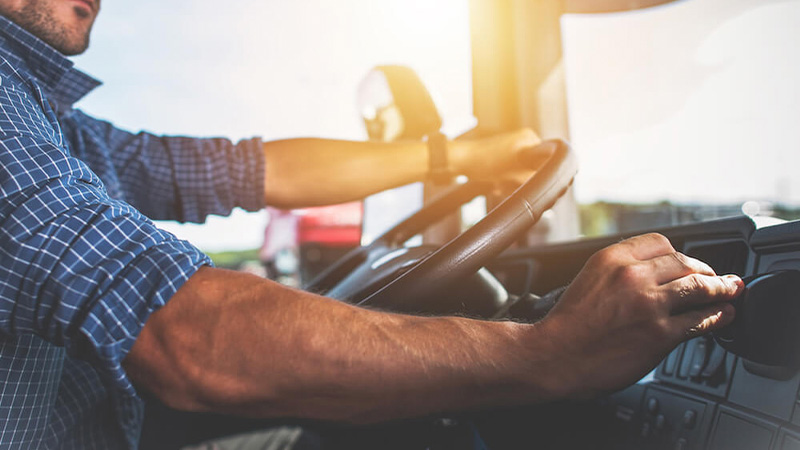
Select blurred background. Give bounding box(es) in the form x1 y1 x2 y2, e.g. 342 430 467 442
72 0 800 281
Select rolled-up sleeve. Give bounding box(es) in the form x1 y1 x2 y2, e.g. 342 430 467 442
0 133 210 396
63 110 266 223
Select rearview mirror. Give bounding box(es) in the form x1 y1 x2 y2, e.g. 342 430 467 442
356 65 442 142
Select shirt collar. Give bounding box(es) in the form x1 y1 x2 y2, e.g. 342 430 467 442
0 15 101 112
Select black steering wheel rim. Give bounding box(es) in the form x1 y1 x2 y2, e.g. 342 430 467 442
359 139 576 311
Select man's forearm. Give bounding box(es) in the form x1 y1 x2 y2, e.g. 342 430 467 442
262 138 428 208
124 234 743 423
260 130 543 209
124 266 564 423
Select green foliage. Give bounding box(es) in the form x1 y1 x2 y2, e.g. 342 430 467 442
205 248 261 269
580 201 800 238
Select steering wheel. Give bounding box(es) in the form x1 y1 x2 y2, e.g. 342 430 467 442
304 139 577 315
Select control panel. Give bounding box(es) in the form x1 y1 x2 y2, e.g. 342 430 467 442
640 385 714 450
658 335 736 398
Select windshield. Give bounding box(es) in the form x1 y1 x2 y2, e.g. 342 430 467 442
562 0 800 233
72 0 799 260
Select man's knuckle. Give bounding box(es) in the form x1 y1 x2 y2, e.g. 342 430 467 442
698 260 716 276
646 232 673 250
683 253 715 276
589 247 618 267
618 264 644 285
684 274 706 294
671 252 690 269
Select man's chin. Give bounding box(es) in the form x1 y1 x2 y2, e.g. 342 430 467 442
58 38 90 56
48 22 92 55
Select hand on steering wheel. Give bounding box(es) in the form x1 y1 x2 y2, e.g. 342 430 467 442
306 139 577 316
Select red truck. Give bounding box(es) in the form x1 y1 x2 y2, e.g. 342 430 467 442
260 202 363 284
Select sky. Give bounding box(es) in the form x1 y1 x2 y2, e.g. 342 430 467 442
71 0 800 251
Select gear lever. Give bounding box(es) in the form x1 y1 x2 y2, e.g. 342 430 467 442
714 270 800 368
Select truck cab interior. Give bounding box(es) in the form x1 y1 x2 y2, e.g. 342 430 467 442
137 1 800 448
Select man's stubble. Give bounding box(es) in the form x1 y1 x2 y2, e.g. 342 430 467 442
3 0 92 55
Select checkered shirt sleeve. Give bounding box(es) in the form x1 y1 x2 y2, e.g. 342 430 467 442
0 129 210 395
62 110 266 223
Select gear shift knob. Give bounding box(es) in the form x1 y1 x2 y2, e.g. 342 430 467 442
714 270 800 368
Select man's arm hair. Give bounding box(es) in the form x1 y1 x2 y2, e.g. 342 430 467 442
122 266 563 423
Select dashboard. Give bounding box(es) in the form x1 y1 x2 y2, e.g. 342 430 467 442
485 216 800 450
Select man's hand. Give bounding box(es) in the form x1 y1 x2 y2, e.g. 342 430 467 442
451 128 546 187
538 233 743 398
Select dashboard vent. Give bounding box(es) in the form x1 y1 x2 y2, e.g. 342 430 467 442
683 240 749 277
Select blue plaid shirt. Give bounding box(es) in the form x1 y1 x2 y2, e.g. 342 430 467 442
0 17 266 449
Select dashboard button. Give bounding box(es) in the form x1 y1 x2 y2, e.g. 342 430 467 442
655 414 667 430
701 343 726 378
683 410 697 429
689 337 710 377
679 339 697 378
641 422 652 438
664 344 682 375
647 397 659 414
